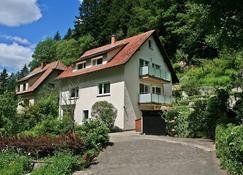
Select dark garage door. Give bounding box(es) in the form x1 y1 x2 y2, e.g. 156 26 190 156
142 111 166 135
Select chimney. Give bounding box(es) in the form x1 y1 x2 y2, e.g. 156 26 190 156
111 34 117 44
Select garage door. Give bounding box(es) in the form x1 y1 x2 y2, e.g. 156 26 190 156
142 111 166 135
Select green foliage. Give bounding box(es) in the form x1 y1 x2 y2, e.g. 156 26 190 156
0 151 31 175
180 52 243 89
187 100 209 138
53 31 62 41
30 38 57 69
164 106 190 137
75 119 109 152
234 92 243 124
216 124 243 175
31 152 85 175
24 116 73 136
16 92 58 133
0 92 17 135
56 35 97 65
91 101 117 129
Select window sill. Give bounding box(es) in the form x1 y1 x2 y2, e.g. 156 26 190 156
69 97 79 100
97 94 111 97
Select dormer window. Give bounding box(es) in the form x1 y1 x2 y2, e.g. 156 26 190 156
92 57 103 66
76 61 86 70
23 83 26 91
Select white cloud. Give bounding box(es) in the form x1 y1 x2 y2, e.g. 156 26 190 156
1 35 31 45
0 42 33 71
0 0 42 27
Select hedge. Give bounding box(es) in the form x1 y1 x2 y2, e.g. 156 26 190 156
215 124 243 175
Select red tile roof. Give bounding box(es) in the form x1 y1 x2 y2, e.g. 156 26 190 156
16 61 66 95
57 30 179 83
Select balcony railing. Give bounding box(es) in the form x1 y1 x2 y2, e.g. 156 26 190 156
140 66 171 81
139 93 174 105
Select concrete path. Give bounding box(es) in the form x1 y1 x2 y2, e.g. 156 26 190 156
74 132 226 175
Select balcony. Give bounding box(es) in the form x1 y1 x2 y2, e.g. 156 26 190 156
139 66 171 82
139 93 174 105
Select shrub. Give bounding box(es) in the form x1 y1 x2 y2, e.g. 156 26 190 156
216 124 243 175
0 151 31 175
0 134 84 157
16 92 58 133
31 152 86 175
75 119 109 152
187 100 209 138
91 101 117 129
164 106 190 137
23 116 73 136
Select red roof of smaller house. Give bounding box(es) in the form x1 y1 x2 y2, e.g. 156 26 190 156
57 30 179 83
16 61 66 95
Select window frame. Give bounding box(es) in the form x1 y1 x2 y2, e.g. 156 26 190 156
92 56 103 66
82 110 89 122
70 87 79 99
148 40 153 49
76 61 86 70
97 82 111 96
139 83 150 94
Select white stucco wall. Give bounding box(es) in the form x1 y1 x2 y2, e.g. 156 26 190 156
60 67 125 129
124 35 173 127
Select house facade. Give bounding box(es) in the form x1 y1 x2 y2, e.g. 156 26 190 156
16 61 66 112
57 30 178 135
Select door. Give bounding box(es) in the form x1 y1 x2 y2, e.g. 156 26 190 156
142 111 166 135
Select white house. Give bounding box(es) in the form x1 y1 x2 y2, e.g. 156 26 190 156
57 30 179 135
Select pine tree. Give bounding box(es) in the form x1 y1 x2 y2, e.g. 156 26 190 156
53 31 62 41
19 64 29 79
63 28 73 40
0 68 8 95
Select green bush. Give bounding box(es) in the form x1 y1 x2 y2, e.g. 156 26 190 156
164 106 190 137
31 152 86 175
187 100 209 138
216 124 243 175
23 115 73 136
91 101 117 129
0 151 31 175
16 92 58 133
75 119 109 152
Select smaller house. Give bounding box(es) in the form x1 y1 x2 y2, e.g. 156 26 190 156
16 61 65 111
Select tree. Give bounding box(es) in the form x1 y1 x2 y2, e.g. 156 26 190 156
63 28 73 40
56 34 97 65
0 68 8 95
53 31 62 41
91 101 117 129
30 38 57 69
18 65 29 79
0 92 17 135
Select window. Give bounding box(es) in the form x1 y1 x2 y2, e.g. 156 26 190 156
23 83 26 91
152 63 160 70
148 40 153 49
83 110 89 122
140 83 149 94
139 59 149 67
98 82 110 95
152 86 161 95
17 85 20 92
77 62 86 70
70 87 79 98
92 58 103 66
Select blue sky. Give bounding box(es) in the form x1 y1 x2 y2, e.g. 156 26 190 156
0 0 81 72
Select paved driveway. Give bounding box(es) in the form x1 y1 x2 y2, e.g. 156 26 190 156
75 132 226 175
